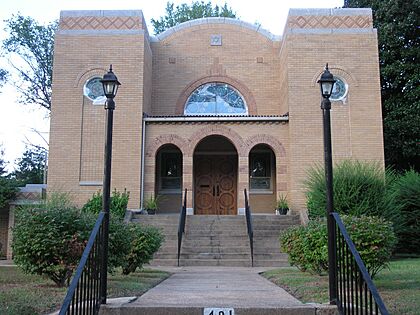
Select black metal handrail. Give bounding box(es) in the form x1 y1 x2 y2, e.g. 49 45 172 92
59 212 106 315
332 212 389 315
177 188 187 266
244 189 254 267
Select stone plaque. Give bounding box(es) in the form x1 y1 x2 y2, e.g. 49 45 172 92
210 34 222 46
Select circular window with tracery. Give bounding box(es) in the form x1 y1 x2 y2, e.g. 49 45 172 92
83 77 105 104
331 76 348 101
184 83 247 115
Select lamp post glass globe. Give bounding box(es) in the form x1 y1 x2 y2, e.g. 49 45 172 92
101 65 121 99
318 64 336 98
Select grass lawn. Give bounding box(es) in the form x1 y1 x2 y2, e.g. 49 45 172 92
263 258 420 315
0 265 170 315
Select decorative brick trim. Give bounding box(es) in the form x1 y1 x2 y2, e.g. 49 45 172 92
146 134 188 158
60 16 142 31
286 15 372 30
187 125 247 156
245 134 286 157
175 75 257 115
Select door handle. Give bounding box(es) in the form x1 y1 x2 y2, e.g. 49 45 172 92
213 186 215 196
217 185 220 196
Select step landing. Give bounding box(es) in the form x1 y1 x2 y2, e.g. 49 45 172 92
99 267 337 315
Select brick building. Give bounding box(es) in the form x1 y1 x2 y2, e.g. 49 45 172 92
48 8 384 222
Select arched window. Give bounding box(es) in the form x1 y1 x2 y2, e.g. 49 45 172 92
184 83 247 115
156 145 182 193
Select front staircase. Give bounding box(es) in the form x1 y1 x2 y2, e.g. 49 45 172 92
130 213 300 267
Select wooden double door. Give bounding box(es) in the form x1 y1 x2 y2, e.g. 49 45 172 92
194 155 237 215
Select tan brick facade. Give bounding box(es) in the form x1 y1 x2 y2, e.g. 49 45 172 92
48 8 384 220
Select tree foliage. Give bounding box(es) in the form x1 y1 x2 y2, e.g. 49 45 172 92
10 146 47 185
0 146 18 208
0 69 8 89
0 145 7 176
344 0 420 171
1 14 56 110
151 1 236 34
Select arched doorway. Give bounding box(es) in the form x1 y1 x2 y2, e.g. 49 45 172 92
155 144 183 213
193 135 238 215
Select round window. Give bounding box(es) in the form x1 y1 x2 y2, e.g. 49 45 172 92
83 77 105 102
330 77 348 101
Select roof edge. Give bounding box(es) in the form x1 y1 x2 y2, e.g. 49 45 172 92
150 17 281 42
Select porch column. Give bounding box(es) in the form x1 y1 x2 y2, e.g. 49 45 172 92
183 155 194 214
237 155 249 215
276 161 288 202
143 154 155 206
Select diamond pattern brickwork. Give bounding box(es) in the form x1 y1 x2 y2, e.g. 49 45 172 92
287 15 373 29
60 16 143 30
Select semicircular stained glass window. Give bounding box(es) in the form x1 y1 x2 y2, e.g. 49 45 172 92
184 83 247 115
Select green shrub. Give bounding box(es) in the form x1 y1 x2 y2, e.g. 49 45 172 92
12 194 94 287
389 170 420 254
281 215 397 277
305 160 401 227
280 220 328 274
108 218 132 272
121 224 164 275
82 189 129 220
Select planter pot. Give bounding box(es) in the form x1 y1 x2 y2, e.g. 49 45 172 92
146 209 156 215
276 207 288 215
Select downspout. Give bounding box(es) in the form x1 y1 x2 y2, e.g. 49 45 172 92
140 112 146 210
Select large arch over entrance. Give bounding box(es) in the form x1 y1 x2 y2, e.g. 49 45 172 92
193 135 238 215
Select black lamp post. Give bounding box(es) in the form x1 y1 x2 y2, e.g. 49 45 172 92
317 63 337 305
100 65 121 304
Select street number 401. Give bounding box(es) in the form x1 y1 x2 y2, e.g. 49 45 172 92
204 308 234 315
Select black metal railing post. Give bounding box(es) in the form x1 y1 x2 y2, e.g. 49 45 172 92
244 189 254 267
332 212 389 315
177 189 187 266
59 213 106 315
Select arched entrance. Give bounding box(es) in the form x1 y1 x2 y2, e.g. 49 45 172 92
193 135 238 215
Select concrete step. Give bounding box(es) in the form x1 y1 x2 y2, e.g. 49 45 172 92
131 213 301 267
179 259 252 267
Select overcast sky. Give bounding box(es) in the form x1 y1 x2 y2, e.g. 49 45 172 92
0 0 343 170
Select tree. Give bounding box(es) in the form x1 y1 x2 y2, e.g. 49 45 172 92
11 146 47 185
151 1 236 35
0 69 8 89
0 146 18 208
0 145 7 176
343 0 420 171
1 14 57 110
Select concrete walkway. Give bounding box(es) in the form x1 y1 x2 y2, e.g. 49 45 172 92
101 267 337 315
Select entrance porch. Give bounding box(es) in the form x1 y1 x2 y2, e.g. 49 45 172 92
143 118 289 215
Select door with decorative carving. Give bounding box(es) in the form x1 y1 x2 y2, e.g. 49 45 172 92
194 155 237 215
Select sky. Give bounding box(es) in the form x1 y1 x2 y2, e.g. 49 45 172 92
0 0 343 171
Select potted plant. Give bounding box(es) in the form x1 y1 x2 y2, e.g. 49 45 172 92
275 194 289 215
144 194 159 215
